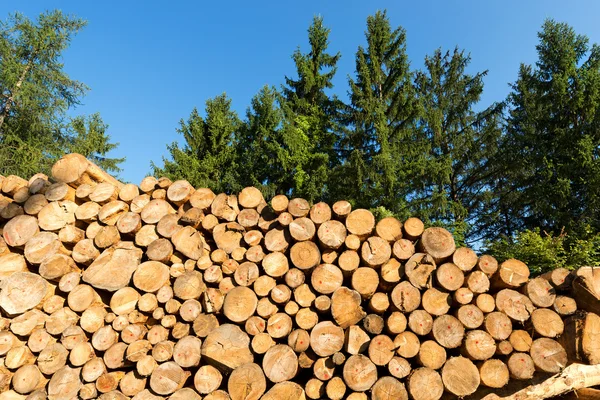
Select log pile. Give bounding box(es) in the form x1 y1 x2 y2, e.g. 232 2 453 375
0 153 598 399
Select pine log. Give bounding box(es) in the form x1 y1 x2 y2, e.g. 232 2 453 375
530 338 567 373
371 376 408 400
263 345 298 383
441 356 480 396
492 259 530 289
405 253 436 289
228 363 266 400
408 367 444 400
343 354 378 392
52 153 122 189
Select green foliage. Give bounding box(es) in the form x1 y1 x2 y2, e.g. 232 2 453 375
486 229 568 274
486 228 600 274
153 94 242 194
66 113 124 174
153 14 600 271
491 19 600 239
279 16 342 202
333 11 418 216
236 85 285 200
0 10 123 177
411 48 503 244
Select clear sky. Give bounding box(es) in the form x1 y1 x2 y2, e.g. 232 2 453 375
3 1 600 184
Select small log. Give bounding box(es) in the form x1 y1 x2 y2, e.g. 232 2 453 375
530 308 564 338
343 354 378 391
310 202 331 225
371 376 408 400
479 359 509 388
417 340 446 370
331 287 366 328
352 267 379 298
345 209 375 238
312 263 343 295
201 324 253 371
47 366 81 399
496 289 535 322
82 242 143 291
435 262 464 291
260 382 305 400
391 281 421 313
524 277 556 308
263 345 298 383
530 338 567 373
541 267 573 291
317 220 347 249
560 311 600 365
0 272 48 315
45 182 75 202
484 311 512 340
467 271 490 294
408 367 444 400
405 253 436 289
408 309 433 335
432 315 464 349
477 293 496 313
477 254 499 276
492 259 530 289
554 295 577 316
3 215 38 248
462 330 496 360
361 236 391 267
345 325 371 355
395 331 420 358
228 363 266 400
422 288 451 316
441 356 480 396
194 365 222 394
457 304 484 329
393 239 415 261
149 362 189 395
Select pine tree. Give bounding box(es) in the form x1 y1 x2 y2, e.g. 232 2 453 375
0 10 123 177
279 16 342 201
237 85 285 199
412 48 503 244
497 19 600 239
333 11 419 216
153 94 242 193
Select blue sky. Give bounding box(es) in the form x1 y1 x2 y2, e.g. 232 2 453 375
3 1 600 184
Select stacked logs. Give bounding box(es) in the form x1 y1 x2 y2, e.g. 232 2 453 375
0 153 598 400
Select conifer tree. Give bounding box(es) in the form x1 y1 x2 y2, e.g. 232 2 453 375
495 19 600 239
412 48 503 244
279 16 342 201
237 85 285 199
65 113 124 174
153 94 242 193
0 10 123 177
333 11 419 216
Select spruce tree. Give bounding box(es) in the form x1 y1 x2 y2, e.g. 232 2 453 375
237 85 285 200
412 48 503 244
65 113 124 174
497 19 600 239
153 94 242 193
334 10 419 216
279 16 342 201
